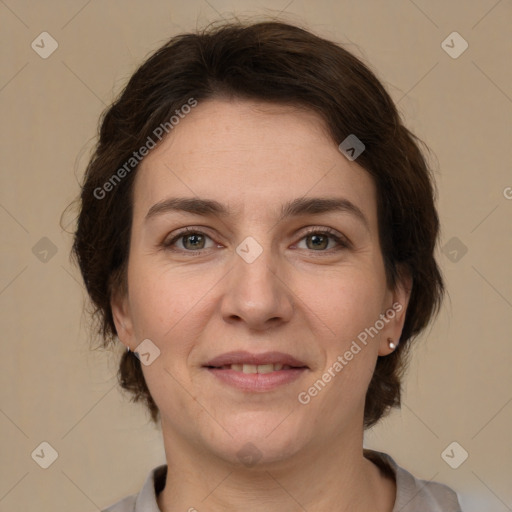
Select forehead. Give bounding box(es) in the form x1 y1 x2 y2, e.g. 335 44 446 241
132 98 377 224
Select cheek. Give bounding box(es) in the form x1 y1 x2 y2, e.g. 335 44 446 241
127 266 212 423
306 263 387 343
299 269 384 422
128 257 186 332
126 259 216 358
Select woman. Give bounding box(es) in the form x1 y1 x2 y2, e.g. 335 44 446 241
72 20 462 511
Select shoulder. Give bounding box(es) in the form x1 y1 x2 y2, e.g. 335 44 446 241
101 464 167 512
365 449 463 512
102 494 137 512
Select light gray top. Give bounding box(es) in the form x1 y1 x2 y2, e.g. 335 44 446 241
103 450 462 511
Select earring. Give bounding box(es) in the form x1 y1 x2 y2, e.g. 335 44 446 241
388 338 396 350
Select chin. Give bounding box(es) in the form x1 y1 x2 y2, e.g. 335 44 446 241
204 413 310 469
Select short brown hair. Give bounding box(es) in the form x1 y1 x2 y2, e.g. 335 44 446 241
72 20 444 428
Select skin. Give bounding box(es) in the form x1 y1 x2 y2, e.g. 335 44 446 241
112 98 411 512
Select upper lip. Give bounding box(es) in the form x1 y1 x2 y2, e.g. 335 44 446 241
203 351 308 368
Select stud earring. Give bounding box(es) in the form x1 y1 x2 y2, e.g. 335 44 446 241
388 338 396 350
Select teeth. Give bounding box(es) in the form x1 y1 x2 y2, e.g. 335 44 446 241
256 364 274 374
228 363 287 373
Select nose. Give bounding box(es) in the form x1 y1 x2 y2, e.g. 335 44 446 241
219 241 294 331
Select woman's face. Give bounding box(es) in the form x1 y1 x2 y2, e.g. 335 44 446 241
112 98 409 466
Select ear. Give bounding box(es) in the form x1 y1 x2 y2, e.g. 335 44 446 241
111 287 136 351
378 267 413 356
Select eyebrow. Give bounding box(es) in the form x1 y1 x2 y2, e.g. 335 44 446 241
145 196 369 230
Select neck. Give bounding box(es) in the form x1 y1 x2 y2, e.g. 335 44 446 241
156 423 395 512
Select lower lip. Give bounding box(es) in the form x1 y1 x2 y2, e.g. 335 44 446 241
205 368 307 392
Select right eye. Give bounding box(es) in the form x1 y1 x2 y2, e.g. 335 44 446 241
162 228 217 252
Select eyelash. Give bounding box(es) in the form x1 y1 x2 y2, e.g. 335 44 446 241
161 226 351 254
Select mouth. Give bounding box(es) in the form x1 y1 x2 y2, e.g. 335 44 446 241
205 363 304 373
203 350 309 371
203 351 309 392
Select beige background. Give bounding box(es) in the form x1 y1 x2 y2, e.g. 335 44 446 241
1 1 511 511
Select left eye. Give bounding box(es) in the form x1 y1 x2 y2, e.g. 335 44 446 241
296 230 347 251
